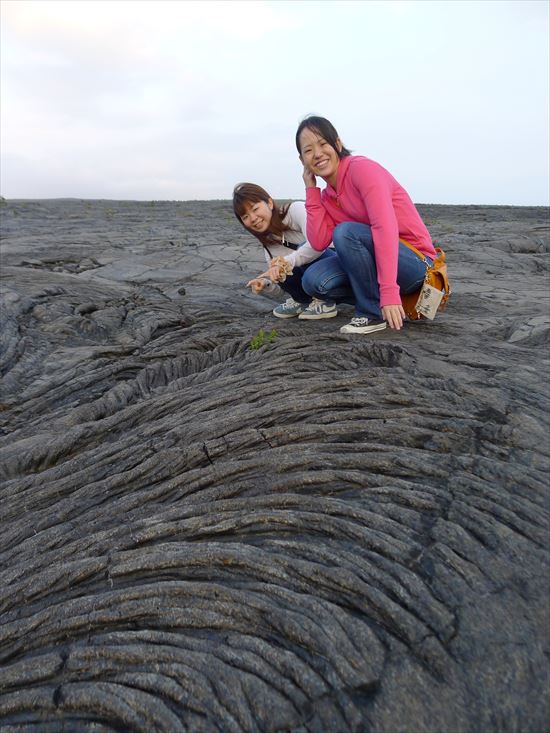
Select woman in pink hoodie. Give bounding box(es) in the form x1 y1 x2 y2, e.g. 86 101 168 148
296 115 437 334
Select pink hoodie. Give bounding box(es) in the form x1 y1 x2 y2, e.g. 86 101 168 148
305 155 436 307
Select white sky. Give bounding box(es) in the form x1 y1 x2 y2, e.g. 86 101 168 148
1 0 549 204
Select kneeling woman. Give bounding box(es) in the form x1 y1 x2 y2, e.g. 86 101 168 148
296 116 438 334
233 182 352 319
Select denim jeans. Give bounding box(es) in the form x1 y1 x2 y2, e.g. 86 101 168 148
280 249 346 304
332 222 431 319
301 251 355 305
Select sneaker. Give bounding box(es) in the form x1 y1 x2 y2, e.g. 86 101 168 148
298 298 338 320
272 298 306 318
340 317 387 334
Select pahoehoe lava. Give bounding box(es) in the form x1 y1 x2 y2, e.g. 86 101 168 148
1 199 549 732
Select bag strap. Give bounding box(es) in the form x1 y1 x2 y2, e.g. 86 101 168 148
399 238 429 262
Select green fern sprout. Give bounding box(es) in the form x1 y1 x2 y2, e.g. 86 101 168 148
249 328 277 350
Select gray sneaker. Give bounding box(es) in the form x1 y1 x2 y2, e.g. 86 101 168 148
340 317 387 334
273 297 306 318
298 298 338 320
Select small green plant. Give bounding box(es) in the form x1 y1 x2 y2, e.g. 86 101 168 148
249 328 277 350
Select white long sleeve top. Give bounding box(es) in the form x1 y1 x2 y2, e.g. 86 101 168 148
260 201 330 295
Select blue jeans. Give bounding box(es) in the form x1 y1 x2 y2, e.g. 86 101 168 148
332 222 431 319
301 251 355 305
280 249 355 304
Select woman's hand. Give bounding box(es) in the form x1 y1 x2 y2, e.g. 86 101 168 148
246 278 266 294
381 304 406 330
268 259 290 282
267 264 284 282
255 265 281 282
256 257 293 284
302 164 317 189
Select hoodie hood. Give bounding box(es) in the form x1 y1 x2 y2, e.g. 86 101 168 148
324 155 354 200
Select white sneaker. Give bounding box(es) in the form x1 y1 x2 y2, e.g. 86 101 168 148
272 298 306 318
340 317 387 334
298 298 338 320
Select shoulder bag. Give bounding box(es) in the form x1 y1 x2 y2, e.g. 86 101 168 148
400 240 451 321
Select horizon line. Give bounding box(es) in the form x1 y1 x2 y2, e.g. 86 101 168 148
2 197 549 209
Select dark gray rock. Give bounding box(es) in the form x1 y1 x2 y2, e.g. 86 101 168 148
0 199 549 731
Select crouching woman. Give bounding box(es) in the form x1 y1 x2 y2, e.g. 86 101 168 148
296 116 438 334
233 182 352 319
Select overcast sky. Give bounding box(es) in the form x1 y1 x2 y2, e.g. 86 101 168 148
1 0 549 204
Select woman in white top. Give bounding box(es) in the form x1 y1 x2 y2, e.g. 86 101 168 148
233 182 352 319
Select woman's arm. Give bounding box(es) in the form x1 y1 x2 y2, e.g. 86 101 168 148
303 166 335 251
283 201 327 269
350 159 401 308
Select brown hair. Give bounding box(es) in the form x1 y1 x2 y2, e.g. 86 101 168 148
232 182 292 251
295 115 352 158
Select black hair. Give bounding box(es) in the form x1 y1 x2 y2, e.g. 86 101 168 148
295 115 352 159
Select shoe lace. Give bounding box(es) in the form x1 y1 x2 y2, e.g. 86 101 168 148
283 297 298 308
351 317 370 326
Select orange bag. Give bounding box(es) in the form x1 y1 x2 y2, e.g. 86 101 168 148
400 240 451 321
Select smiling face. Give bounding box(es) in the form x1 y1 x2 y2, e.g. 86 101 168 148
298 127 343 187
239 198 274 233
